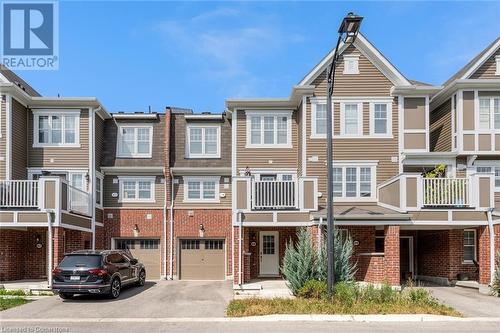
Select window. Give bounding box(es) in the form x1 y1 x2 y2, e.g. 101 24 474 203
463 229 476 262
246 111 292 148
95 176 103 207
478 97 500 130
119 177 155 202
343 55 359 74
341 103 362 136
70 173 86 190
312 103 327 137
140 239 159 249
183 177 220 202
116 239 135 250
375 237 384 253
331 164 376 199
476 165 500 188
496 55 500 76
117 126 152 158
186 125 220 158
33 111 80 147
181 239 200 250
205 240 224 250
370 103 392 136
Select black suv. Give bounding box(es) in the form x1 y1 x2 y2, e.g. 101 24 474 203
52 250 146 299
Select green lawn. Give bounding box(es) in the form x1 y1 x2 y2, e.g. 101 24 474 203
0 297 29 311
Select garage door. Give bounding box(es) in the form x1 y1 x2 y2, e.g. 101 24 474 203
179 239 225 280
115 239 161 280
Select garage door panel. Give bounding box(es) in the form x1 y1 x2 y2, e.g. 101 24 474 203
179 239 225 280
115 239 161 280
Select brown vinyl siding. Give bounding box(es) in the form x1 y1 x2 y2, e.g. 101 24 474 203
102 115 165 167
28 109 89 168
173 176 231 208
305 43 398 209
11 99 28 179
103 175 165 208
0 96 6 179
297 101 303 176
430 98 452 152
95 115 104 172
95 208 103 223
236 110 298 170
171 114 231 168
470 48 500 79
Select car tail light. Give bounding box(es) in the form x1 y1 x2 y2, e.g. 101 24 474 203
52 267 61 275
89 269 108 277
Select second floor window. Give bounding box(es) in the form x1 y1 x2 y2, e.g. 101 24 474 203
478 97 500 130
183 177 220 202
34 112 80 147
119 177 155 202
117 126 152 158
312 103 327 137
187 125 220 158
341 103 362 136
246 111 292 148
95 176 103 207
370 103 391 136
332 164 375 199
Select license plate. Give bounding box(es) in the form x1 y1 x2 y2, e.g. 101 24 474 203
70 275 80 281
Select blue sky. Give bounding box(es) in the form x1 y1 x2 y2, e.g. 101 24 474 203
17 1 500 113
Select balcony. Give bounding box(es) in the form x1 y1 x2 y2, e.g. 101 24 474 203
378 173 493 211
252 180 297 210
0 180 39 208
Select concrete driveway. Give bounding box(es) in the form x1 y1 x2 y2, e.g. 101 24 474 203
0 280 233 319
425 285 500 317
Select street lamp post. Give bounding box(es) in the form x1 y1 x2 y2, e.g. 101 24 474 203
326 12 363 295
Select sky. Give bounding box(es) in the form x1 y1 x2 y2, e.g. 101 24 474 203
15 0 500 114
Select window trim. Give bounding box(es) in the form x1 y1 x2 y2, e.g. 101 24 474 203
343 55 360 75
118 176 156 203
496 55 500 76
476 97 500 132
311 102 328 139
245 111 293 148
186 124 221 158
369 102 393 137
340 102 363 137
116 125 153 158
331 162 377 201
95 173 103 208
32 109 81 147
463 229 477 264
182 176 220 203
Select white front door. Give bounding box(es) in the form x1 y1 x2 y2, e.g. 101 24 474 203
259 231 279 276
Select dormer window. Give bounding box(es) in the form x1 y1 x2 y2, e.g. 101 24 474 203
186 125 221 158
343 55 359 75
117 125 153 158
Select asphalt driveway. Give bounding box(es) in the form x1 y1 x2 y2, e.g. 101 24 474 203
0 280 233 319
425 285 500 317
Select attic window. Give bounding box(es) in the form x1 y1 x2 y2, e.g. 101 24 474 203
496 55 500 76
343 55 359 75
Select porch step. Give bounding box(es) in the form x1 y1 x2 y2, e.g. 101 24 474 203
234 280 294 299
455 280 480 290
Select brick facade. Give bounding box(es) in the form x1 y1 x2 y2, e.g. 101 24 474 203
169 209 232 278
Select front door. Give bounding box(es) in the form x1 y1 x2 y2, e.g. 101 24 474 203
259 231 279 276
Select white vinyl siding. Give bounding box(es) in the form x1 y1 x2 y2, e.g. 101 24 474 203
246 111 292 148
186 125 221 158
117 126 153 158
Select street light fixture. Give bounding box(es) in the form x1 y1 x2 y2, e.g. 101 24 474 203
326 12 363 295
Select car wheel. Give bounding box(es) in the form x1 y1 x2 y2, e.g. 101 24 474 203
109 278 121 299
137 270 146 286
59 293 74 299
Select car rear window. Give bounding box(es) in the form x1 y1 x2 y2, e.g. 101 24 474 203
59 255 102 268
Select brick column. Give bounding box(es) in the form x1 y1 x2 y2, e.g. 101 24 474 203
310 225 321 252
478 226 491 284
384 225 400 286
52 227 65 268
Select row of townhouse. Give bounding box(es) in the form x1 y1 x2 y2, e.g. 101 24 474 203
1 33 500 288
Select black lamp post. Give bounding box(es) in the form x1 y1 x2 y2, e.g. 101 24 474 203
326 12 363 295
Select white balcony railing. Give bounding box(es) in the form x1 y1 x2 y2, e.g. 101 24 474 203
0 180 39 208
66 182 92 217
422 178 469 207
252 180 297 210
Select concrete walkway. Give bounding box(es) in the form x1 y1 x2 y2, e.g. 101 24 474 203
425 285 500 317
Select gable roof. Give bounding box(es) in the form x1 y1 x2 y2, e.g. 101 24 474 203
0 65 40 97
298 33 411 87
443 37 500 86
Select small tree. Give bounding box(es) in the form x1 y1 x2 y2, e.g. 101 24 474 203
316 229 357 283
492 251 500 295
281 228 316 295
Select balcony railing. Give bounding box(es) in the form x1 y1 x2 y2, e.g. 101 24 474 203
252 180 297 210
64 181 92 217
423 178 469 207
0 180 39 208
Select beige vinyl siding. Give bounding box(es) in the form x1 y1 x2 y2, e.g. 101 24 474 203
28 109 90 168
11 99 28 179
95 114 104 172
236 110 298 170
495 192 500 210
430 98 452 152
173 176 231 208
305 43 398 209
0 96 6 179
297 100 303 176
103 175 165 208
470 48 500 79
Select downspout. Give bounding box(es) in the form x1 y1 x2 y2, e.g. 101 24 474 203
162 167 167 279
47 211 54 289
487 208 495 285
90 108 96 250
169 169 174 279
238 212 242 286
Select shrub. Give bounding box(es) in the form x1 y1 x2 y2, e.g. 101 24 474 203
316 229 357 283
333 281 358 306
281 228 317 295
297 280 327 299
492 251 500 295
407 287 431 303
